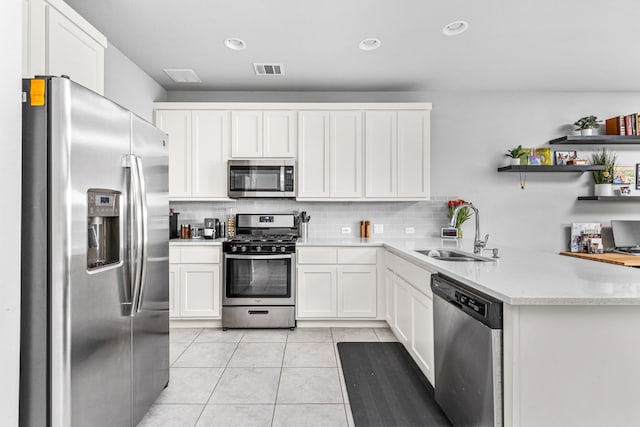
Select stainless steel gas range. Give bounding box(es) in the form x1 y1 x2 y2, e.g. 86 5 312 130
222 214 298 329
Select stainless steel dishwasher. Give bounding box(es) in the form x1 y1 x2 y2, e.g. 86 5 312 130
431 274 503 427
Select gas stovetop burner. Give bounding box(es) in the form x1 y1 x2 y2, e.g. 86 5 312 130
229 234 298 243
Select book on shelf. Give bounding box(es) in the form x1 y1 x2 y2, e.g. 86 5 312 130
566 159 589 165
605 116 625 135
606 113 640 135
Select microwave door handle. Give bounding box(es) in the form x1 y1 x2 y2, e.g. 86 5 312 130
133 156 149 314
280 166 285 192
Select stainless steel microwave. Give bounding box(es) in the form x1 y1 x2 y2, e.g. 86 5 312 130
228 160 295 198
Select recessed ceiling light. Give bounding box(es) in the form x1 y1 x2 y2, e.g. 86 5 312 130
224 38 247 50
359 38 382 51
442 21 469 36
163 69 201 83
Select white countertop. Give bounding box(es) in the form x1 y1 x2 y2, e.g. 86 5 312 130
170 238 224 246
299 237 640 306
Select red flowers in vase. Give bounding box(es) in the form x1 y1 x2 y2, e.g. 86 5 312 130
447 199 472 231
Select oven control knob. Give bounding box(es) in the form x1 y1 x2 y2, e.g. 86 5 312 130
256 246 262 253
241 246 247 253
271 246 277 252
231 246 237 253
280 246 286 253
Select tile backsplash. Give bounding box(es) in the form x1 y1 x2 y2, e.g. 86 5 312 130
170 198 452 239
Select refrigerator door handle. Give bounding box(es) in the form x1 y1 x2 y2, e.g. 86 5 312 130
133 155 149 313
129 154 144 317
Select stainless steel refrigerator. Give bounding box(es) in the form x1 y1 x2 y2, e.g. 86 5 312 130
20 77 169 427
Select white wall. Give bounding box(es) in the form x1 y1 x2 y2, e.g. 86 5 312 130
168 89 640 252
104 43 167 122
0 0 22 424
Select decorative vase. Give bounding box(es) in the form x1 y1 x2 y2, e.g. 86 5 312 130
594 183 613 197
510 157 521 166
457 228 463 239
581 128 595 136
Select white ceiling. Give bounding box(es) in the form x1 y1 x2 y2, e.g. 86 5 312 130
65 0 640 92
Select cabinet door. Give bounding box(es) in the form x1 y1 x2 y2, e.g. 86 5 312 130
155 110 192 198
263 111 296 157
337 265 376 318
397 111 430 198
169 264 180 318
179 264 221 318
394 275 412 345
384 268 395 325
297 265 336 318
411 289 435 385
191 111 229 198
231 111 262 157
46 5 105 94
364 111 397 197
330 111 362 198
297 112 330 198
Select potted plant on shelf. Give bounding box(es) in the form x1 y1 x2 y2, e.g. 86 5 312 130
505 145 526 166
447 199 472 238
574 115 601 136
591 148 617 196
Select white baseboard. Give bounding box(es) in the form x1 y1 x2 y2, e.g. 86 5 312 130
296 320 389 328
170 318 221 328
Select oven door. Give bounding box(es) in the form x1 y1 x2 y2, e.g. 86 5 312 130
229 164 288 198
223 253 295 305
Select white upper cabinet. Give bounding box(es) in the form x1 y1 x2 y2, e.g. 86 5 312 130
298 112 331 198
156 110 191 198
298 111 363 199
365 110 430 199
231 111 262 157
263 111 296 157
155 110 230 199
365 111 397 198
397 111 430 198
330 112 363 198
231 111 296 158
23 0 107 95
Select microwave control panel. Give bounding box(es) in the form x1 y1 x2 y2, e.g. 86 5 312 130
284 167 294 191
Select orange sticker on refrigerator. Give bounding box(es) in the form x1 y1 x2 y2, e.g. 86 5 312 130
30 79 45 106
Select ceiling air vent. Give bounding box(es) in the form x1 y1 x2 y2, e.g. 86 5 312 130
253 63 285 76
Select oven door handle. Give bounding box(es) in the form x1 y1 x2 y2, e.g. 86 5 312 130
224 254 294 260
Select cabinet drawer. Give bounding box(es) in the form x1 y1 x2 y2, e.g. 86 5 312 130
384 250 398 271
338 247 377 264
297 247 338 264
395 255 433 297
169 247 181 263
179 246 221 264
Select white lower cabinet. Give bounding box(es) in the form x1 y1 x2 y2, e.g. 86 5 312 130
169 245 221 319
388 251 435 385
393 276 412 345
297 265 337 318
337 265 377 317
296 247 377 319
179 265 221 318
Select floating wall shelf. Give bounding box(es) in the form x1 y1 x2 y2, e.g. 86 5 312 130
577 196 640 201
497 165 605 173
549 136 640 145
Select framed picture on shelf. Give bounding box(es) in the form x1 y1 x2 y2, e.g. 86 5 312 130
554 150 577 165
612 166 634 185
637 163 640 190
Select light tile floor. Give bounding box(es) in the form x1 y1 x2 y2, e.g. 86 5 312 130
138 327 398 427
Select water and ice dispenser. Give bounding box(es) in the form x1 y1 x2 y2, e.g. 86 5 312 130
87 189 120 269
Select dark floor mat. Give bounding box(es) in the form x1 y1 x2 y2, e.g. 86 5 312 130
338 342 451 427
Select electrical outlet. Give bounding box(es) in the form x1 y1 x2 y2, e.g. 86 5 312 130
341 227 351 234
373 224 384 234
405 227 415 234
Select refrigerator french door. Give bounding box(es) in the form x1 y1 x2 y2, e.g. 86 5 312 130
20 77 169 427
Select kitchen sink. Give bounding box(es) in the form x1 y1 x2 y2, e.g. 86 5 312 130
415 249 495 262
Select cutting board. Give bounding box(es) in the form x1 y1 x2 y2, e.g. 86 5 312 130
560 252 640 267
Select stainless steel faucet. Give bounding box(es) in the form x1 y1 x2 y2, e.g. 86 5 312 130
448 203 489 254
